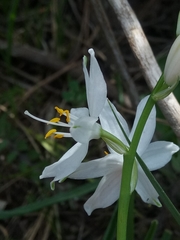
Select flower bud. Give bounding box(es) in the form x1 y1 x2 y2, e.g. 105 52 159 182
100 129 129 155
164 35 180 86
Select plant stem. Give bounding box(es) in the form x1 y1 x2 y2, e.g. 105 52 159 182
117 76 164 240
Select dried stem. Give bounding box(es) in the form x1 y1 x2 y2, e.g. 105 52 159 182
108 0 180 138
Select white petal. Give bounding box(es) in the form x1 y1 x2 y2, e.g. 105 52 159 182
70 107 89 118
129 96 156 156
69 153 123 179
142 141 179 171
70 117 101 143
83 55 90 97
40 142 88 181
99 99 130 149
84 170 121 215
135 167 161 207
83 49 107 118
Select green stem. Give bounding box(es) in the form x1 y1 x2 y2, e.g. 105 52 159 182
127 192 134 240
109 90 180 227
117 76 165 240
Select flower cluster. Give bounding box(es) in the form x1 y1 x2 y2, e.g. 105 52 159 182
25 48 107 185
25 48 179 215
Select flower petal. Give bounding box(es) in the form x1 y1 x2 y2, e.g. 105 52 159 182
69 153 123 179
40 142 88 182
84 170 121 215
99 99 130 151
83 49 107 118
142 141 179 171
135 166 161 207
129 96 156 156
70 107 89 119
70 118 101 143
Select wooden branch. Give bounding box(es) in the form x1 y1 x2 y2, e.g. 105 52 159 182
108 0 180 138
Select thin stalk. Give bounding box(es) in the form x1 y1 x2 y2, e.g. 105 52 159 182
127 192 134 240
117 76 165 240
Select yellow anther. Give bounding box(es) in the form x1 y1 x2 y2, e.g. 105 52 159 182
54 134 64 139
50 117 60 123
64 110 70 123
55 106 64 116
104 151 109 155
54 107 70 123
45 129 57 139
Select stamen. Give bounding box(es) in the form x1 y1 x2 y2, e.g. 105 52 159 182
104 151 109 155
45 129 57 139
64 110 70 123
50 117 60 123
54 134 64 139
24 110 70 127
55 107 64 116
54 107 70 123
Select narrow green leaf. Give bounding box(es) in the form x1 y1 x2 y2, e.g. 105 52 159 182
0 181 98 219
103 205 117 240
144 220 158 240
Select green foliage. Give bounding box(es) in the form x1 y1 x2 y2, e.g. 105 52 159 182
62 78 86 106
0 86 23 111
0 112 40 180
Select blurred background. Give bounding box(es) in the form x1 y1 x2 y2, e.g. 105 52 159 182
0 0 180 239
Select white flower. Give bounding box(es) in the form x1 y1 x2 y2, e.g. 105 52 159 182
164 35 180 86
24 48 107 184
69 96 179 215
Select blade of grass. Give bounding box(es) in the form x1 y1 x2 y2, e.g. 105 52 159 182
103 204 117 240
144 220 158 240
0 181 98 219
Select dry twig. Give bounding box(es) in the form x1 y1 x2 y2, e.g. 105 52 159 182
108 0 180 138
